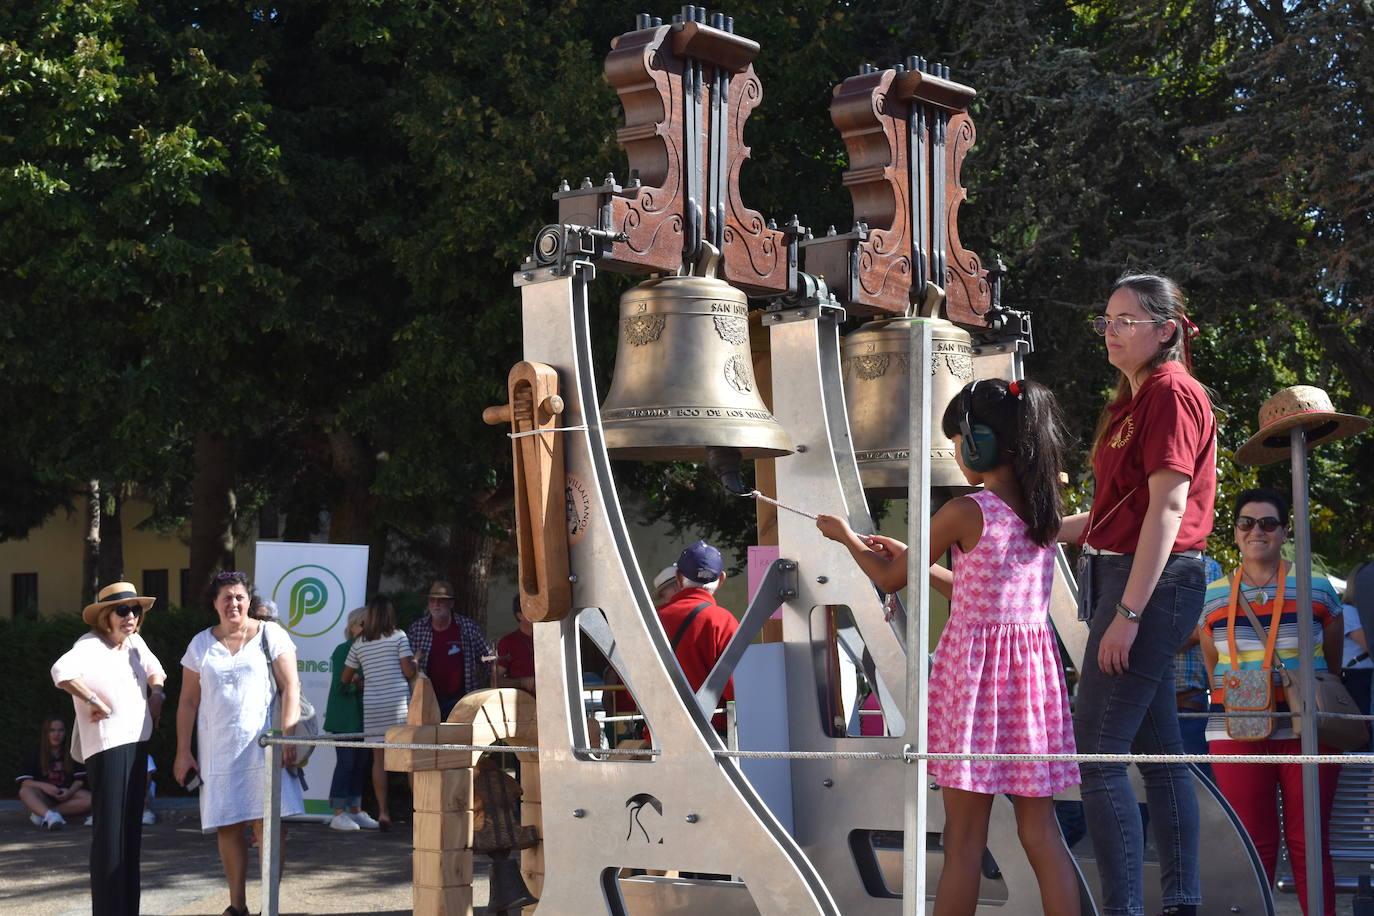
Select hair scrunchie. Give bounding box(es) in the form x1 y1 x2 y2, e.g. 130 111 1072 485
1008 380 1024 399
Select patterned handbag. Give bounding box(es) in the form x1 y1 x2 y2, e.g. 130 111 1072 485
1223 570 1284 741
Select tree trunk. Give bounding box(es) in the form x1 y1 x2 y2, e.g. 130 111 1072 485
82 480 100 605
96 486 124 587
325 430 386 594
189 431 236 603
448 525 496 631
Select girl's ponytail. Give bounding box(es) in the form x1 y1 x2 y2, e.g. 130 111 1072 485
1010 379 1067 546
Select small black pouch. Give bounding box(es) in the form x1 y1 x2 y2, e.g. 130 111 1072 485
1075 553 1094 622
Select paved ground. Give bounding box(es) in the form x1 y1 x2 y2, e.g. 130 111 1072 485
2 800 1367 914
0 800 493 916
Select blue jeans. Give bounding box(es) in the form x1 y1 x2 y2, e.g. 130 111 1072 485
328 746 371 810
1074 553 1204 916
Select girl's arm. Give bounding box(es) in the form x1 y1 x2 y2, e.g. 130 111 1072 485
1097 468 1190 676
815 515 908 593
400 655 418 680
1058 511 1089 544
173 668 201 785
340 665 358 686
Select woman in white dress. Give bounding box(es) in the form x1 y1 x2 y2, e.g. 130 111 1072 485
173 571 303 916
341 596 416 830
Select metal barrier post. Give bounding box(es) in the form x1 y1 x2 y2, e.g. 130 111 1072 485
261 734 283 916
1290 427 1325 916
902 318 934 915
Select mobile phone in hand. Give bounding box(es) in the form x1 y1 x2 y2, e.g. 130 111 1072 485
184 771 201 792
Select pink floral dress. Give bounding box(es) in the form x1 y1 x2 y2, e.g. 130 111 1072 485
927 489 1078 796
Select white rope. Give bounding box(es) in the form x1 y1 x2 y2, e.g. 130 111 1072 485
260 734 1374 766
507 424 588 440
746 489 818 520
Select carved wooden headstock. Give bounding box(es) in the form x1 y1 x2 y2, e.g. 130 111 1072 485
801 59 994 326
553 8 796 296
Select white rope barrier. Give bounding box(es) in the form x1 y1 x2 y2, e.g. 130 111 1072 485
258 733 1374 765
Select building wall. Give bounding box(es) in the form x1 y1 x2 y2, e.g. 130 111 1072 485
0 500 261 618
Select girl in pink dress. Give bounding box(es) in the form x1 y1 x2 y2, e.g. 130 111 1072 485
818 377 1079 916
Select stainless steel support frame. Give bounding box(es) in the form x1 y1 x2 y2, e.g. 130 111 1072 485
1290 428 1325 916
517 263 837 914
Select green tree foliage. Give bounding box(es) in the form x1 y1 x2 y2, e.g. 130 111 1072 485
2 0 1370 613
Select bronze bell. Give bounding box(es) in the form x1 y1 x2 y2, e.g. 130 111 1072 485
600 274 794 461
842 317 975 496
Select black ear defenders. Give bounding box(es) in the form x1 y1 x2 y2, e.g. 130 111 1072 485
958 379 1001 472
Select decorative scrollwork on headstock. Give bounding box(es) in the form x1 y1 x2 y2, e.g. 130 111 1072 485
553 10 794 292
801 59 994 326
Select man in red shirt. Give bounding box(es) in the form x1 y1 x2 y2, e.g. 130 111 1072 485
657 540 738 733
406 580 494 719
495 597 535 694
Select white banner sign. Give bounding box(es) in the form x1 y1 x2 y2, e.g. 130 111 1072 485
254 541 369 815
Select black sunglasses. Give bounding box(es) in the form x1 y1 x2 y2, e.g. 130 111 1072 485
110 603 144 618
1235 515 1284 533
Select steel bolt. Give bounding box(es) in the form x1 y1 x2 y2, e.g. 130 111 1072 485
796 444 808 453
568 574 578 583
572 808 586 818
685 813 699 823
816 576 828 584
522 272 533 281
782 589 797 599
822 778 833 788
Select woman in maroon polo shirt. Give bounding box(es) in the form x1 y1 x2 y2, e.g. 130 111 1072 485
1059 273 1215 916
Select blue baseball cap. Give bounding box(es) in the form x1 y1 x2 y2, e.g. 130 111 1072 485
676 540 723 584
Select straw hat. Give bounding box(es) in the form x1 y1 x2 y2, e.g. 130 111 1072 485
1234 385 1370 467
427 580 456 599
82 581 156 627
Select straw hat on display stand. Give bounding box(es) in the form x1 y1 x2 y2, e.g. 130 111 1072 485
1233 385 1370 467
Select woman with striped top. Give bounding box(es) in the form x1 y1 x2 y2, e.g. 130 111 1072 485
1197 487 1344 915
342 597 417 830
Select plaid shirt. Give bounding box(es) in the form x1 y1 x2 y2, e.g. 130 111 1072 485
1174 643 1209 693
406 614 494 699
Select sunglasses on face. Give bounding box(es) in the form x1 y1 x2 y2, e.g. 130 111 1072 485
111 603 143 618
1235 515 1284 533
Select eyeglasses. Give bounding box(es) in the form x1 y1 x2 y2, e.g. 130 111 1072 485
1235 515 1284 532
214 571 246 581
1091 315 1164 336
110 603 143 618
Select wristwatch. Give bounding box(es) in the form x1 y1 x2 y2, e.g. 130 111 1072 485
1115 601 1141 622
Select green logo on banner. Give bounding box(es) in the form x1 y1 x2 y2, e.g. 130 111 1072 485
273 565 347 638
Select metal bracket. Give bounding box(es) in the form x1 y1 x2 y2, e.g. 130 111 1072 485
696 557 799 713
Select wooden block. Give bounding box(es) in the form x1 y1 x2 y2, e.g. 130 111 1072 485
585 716 602 747
434 723 480 769
409 677 441 726
521 842 544 874
414 848 474 887
384 725 436 772
414 810 473 851
413 882 472 916
519 763 540 803
520 800 541 828
414 769 473 813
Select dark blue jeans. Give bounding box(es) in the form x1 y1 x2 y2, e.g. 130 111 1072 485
328 745 371 810
1074 553 1204 916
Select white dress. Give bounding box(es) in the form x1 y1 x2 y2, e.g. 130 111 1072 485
181 620 304 831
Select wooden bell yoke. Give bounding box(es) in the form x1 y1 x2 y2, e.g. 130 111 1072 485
802 60 995 325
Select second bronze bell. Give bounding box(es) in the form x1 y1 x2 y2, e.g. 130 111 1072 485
600 274 794 461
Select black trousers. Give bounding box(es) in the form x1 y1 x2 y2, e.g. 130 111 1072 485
86 741 147 916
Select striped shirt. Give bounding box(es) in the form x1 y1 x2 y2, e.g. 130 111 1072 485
1199 570 1340 740
345 630 413 728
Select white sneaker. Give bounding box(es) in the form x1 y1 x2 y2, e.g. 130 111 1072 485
348 811 380 830
42 810 66 829
141 809 156 825
29 813 42 828
329 813 361 831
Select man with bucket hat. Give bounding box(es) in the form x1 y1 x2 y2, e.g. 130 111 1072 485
657 540 739 734
406 579 495 718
